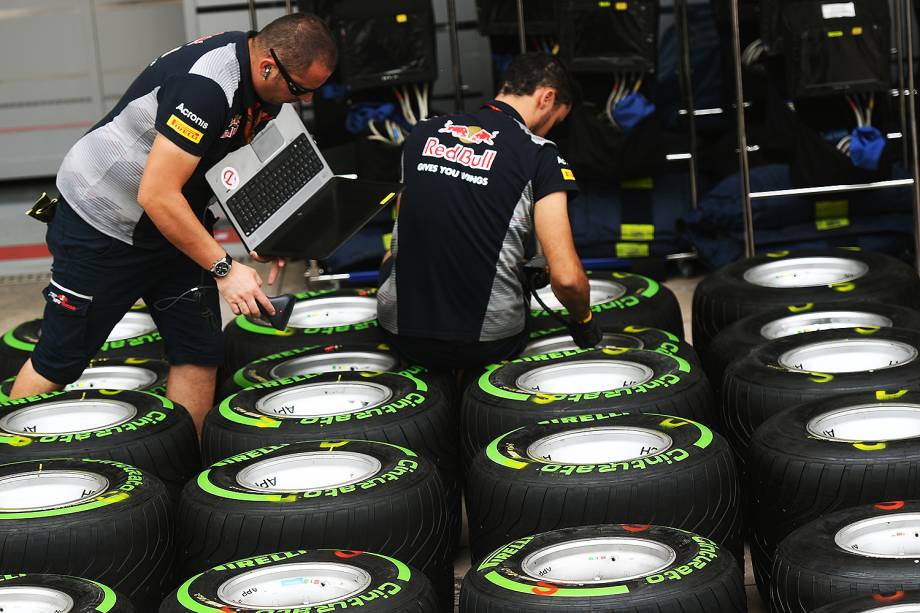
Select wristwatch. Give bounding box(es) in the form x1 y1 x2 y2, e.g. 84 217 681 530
209 253 233 278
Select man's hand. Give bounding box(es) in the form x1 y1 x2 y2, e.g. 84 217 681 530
249 251 287 286
216 261 274 316
570 312 602 349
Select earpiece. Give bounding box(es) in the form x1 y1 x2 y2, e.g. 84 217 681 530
262 66 271 79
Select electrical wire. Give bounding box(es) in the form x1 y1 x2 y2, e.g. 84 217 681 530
741 39 765 68
605 72 643 129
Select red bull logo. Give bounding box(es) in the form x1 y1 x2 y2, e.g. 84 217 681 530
422 137 497 170
438 120 499 146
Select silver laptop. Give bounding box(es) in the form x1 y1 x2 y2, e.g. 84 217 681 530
205 103 334 252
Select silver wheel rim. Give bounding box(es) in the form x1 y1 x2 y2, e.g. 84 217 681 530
835 513 920 558
743 257 868 288
0 470 109 511
521 537 676 584
217 562 372 608
62 365 158 392
534 280 626 311
255 382 393 418
108 311 157 341
516 360 654 394
0 399 137 436
269 352 398 379
520 333 643 357
807 404 920 442
866 606 920 613
779 339 918 373
284 297 376 329
761 311 894 340
236 451 382 492
0 586 74 613
527 427 673 463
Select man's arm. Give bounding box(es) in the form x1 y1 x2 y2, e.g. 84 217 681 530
533 190 590 322
137 134 273 316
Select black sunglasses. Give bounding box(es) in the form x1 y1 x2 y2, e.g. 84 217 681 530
269 48 317 97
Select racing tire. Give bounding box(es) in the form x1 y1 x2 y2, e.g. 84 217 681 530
810 590 920 612
0 573 134 612
0 357 170 401
521 323 699 363
770 500 920 613
702 302 920 394
221 288 382 378
747 390 920 599
0 389 200 496
0 305 165 380
218 341 403 399
176 440 454 609
691 248 920 353
160 549 439 613
465 411 742 566
461 347 714 465
0 458 173 612
529 271 684 339
459 524 745 612
721 327 920 460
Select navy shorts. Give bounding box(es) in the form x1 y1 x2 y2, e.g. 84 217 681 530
31 199 223 385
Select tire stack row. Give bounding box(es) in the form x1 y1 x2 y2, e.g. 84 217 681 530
456 272 748 611
692 247 920 613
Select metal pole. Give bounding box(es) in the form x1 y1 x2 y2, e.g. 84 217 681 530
516 0 526 54
285 0 293 13
676 0 699 210
248 0 258 30
729 0 755 258
904 0 920 273
897 0 910 165
447 0 465 111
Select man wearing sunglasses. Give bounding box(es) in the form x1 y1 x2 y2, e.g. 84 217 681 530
9 14 337 432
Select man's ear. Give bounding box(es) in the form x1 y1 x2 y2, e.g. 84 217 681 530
538 87 557 110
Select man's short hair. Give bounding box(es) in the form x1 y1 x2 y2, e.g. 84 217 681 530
256 13 338 72
498 53 573 107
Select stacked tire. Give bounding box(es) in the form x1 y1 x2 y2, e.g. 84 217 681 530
174 439 455 610
460 524 746 612
221 287 382 376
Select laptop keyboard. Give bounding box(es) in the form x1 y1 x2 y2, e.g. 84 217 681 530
225 134 324 236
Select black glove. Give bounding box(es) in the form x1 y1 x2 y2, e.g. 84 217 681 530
570 312 602 349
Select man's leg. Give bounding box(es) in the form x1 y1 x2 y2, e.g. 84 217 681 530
167 364 216 434
9 359 62 398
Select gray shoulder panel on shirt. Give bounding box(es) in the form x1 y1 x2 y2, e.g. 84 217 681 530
189 43 241 106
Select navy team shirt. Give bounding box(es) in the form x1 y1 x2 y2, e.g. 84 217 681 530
56 31 276 248
378 100 578 342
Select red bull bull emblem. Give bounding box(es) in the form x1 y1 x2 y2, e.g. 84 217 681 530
438 120 499 145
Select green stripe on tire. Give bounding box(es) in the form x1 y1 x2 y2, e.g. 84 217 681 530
2 328 33 352
484 570 629 597
89 580 118 612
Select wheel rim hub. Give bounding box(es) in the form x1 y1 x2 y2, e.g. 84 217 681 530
255 382 393 418
516 360 654 394
761 311 893 340
0 586 74 613
217 562 372 608
807 404 920 442
521 537 676 583
269 352 398 379
835 513 920 558
236 451 382 492
108 311 157 341
779 339 918 373
281 297 376 329
0 470 109 511
63 365 158 392
527 427 673 464
520 333 643 357
534 280 626 311
742 257 868 288
866 606 920 613
0 400 137 436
